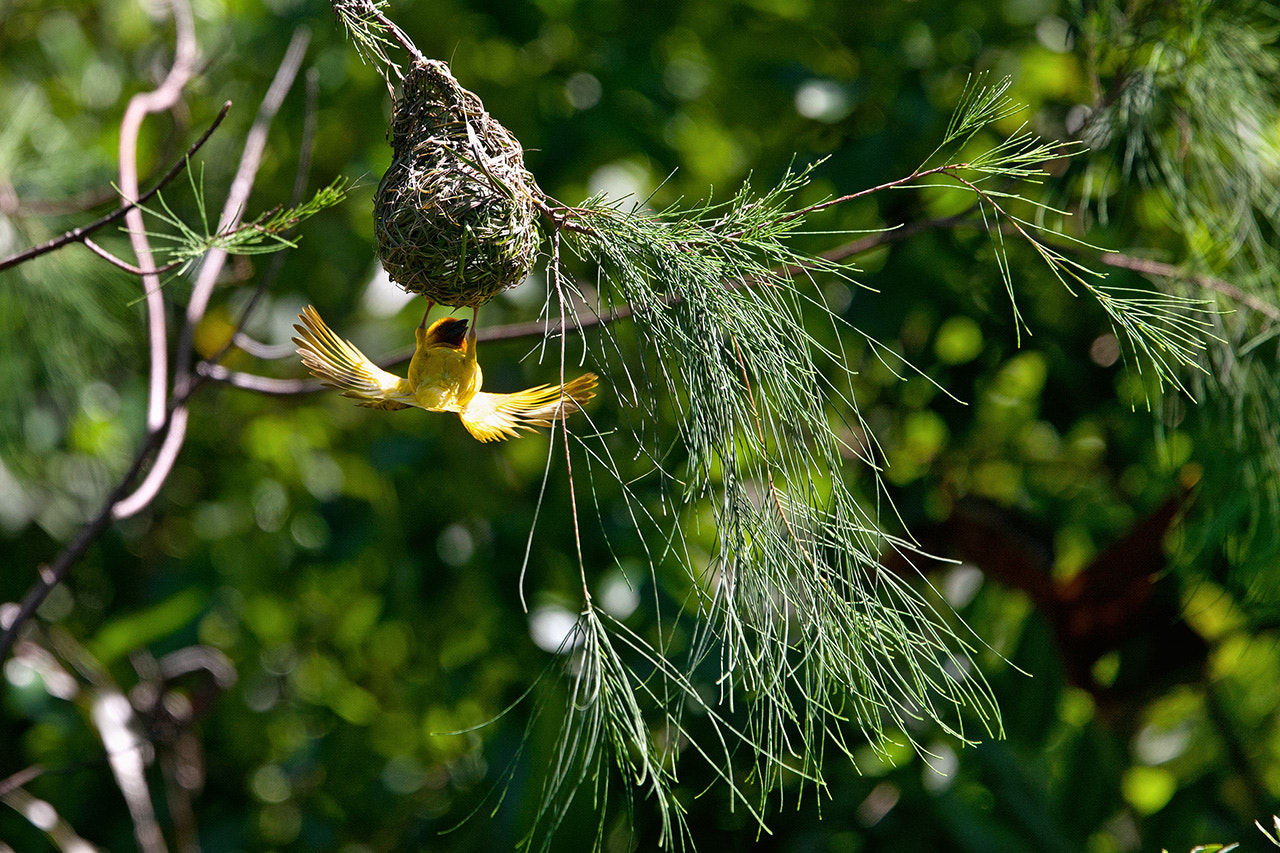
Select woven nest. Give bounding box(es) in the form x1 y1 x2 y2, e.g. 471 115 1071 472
374 59 541 308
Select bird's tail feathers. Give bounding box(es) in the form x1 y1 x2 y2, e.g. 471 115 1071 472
460 372 599 442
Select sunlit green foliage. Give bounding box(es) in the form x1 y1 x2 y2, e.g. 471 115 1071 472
2 1 1280 852
140 171 350 272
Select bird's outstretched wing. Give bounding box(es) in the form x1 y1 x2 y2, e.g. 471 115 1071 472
459 372 599 442
293 306 412 411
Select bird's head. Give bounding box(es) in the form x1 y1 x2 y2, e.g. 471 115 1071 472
421 317 469 349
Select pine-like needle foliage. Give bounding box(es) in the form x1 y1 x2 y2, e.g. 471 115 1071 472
1076 0 1280 273
525 72 1231 844
501 74 1229 846
137 170 349 273
922 75 1216 399
529 160 1006 843
1069 0 1280 613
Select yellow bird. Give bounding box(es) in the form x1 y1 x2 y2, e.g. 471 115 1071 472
293 306 598 442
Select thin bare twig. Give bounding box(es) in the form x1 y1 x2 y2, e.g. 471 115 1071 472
95 687 168 853
1 784 101 852
231 334 300 359
179 27 313 388
0 103 230 273
118 0 199 437
2 30 313 660
0 765 45 799
1099 252 1280 322
198 363 318 393
114 27 311 521
213 66 322 367
113 408 191 521
83 238 184 276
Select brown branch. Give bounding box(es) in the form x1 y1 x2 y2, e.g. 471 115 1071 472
2 32 313 660
83 238 184 276
1 783 99 850
1098 252 1280 322
114 27 311 521
0 765 44 799
0 102 230 273
0 399 180 662
231 334 299 360
198 362 321 393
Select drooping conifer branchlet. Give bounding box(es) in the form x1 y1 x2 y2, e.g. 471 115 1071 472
918 75 1217 400
526 166 1003 845
1067 1 1280 610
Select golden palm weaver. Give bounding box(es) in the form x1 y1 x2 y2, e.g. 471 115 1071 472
293 306 597 442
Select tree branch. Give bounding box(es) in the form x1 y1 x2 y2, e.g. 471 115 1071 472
198 362 322 394
1 784 99 851
0 765 45 799
118 0 199 437
230 334 299 359
2 29 313 658
82 238 184 276
1098 252 1280 322
113 27 311 521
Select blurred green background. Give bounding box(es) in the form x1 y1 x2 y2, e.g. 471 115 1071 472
2 0 1279 850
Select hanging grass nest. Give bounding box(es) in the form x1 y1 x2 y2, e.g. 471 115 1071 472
374 59 541 308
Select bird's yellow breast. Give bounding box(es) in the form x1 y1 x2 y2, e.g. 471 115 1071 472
406 340 481 413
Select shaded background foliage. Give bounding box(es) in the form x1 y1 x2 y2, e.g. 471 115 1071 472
2 0 1279 851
